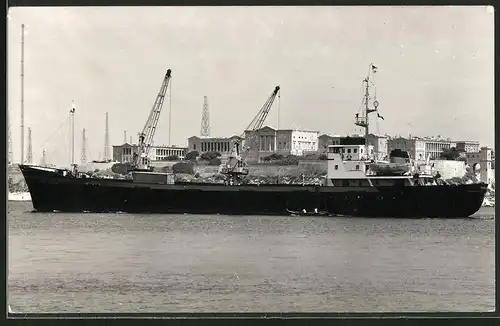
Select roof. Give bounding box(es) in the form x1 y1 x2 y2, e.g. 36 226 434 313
189 135 242 141
319 134 342 138
454 140 480 144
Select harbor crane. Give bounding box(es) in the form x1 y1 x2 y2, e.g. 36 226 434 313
220 85 280 184
132 69 172 170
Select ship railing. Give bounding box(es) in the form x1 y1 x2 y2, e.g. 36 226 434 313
354 116 368 126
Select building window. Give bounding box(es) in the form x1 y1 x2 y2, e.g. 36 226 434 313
356 165 360 170
335 165 339 170
347 149 351 153
354 148 358 153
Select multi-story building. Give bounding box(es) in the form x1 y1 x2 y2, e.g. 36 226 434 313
388 137 456 161
423 138 457 159
244 126 320 163
112 143 187 163
318 134 387 161
187 136 242 160
317 134 342 154
455 141 480 153
466 146 495 184
366 134 389 161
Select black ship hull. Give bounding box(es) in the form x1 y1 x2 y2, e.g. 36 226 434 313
19 165 487 218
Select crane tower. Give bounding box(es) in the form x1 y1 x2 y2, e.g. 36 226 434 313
41 149 46 166
200 96 210 137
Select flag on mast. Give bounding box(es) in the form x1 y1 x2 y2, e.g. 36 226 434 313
371 64 378 73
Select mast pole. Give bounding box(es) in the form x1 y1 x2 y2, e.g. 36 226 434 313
364 76 370 158
70 101 75 167
20 24 25 164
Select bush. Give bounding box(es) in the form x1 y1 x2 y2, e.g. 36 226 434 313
200 151 221 161
111 162 133 175
160 165 173 173
276 155 299 166
262 153 284 162
440 147 464 161
319 153 327 160
164 155 179 161
185 151 199 161
172 162 195 174
208 157 222 166
302 153 321 160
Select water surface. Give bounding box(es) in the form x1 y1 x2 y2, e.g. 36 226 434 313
8 201 495 312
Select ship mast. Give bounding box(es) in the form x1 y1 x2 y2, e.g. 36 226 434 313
70 101 76 169
354 63 379 160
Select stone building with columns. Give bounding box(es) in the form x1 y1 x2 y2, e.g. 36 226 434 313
112 143 187 163
388 136 457 161
243 126 320 163
187 135 243 160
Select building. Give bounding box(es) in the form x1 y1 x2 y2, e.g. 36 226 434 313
388 137 456 161
466 146 495 184
187 136 242 159
366 134 388 161
318 134 387 161
318 134 342 154
455 141 480 153
112 143 187 163
244 126 320 163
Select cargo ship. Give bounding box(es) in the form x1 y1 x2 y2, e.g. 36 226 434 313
19 66 487 218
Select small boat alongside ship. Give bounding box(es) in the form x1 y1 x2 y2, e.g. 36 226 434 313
19 65 487 218
286 208 330 217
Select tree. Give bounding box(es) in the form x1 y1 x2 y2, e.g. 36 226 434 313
262 153 284 162
440 147 463 161
184 151 199 161
111 162 133 175
276 155 299 166
200 151 221 161
172 162 195 174
208 157 222 166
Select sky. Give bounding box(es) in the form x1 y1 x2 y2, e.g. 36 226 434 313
7 6 494 166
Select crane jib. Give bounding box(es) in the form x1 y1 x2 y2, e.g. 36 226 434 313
133 69 172 170
222 85 280 182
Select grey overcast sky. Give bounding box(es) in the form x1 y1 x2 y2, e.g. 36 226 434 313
8 6 494 166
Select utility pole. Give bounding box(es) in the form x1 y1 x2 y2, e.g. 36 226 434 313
104 112 110 161
20 24 25 165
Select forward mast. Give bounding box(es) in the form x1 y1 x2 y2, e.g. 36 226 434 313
354 63 380 160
